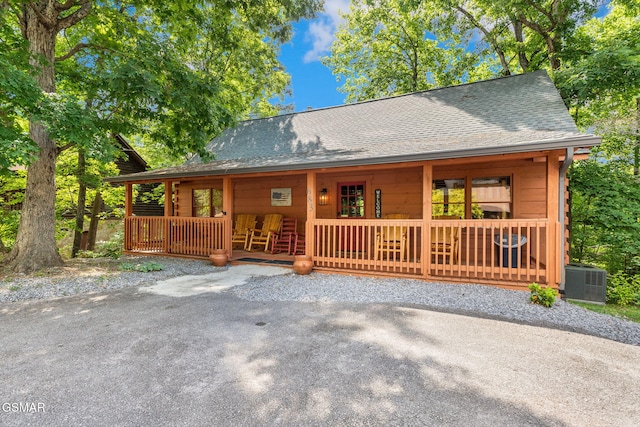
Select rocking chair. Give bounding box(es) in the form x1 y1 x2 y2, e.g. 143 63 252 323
246 214 283 252
270 217 298 254
231 214 257 249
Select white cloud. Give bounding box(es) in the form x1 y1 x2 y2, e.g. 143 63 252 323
303 0 350 63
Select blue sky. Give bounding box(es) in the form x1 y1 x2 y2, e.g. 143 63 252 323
278 0 350 112
277 1 612 113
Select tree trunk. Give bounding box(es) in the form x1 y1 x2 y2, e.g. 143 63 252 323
87 192 103 251
4 5 63 273
71 149 87 257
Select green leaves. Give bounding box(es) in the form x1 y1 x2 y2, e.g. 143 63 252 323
569 160 640 274
322 0 491 102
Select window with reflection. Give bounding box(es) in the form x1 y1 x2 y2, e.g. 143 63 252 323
192 188 223 217
471 177 511 219
432 179 465 219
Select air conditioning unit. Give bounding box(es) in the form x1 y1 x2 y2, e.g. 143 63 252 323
564 263 607 303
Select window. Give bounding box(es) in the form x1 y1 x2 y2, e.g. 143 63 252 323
339 182 365 218
472 177 511 219
192 188 223 217
432 176 512 219
432 179 465 218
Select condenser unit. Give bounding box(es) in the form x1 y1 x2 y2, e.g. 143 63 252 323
564 263 607 303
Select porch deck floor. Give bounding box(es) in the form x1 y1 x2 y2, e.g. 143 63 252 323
230 249 296 266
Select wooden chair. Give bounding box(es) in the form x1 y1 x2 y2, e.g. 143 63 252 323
431 216 460 264
271 217 298 254
293 232 306 255
375 214 409 261
246 214 283 252
231 214 257 249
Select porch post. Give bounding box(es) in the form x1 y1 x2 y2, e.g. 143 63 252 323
163 180 172 254
422 163 433 278
124 182 133 252
223 177 233 256
547 151 561 288
125 183 133 217
306 171 317 257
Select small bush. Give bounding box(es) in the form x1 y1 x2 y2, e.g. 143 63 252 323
76 250 102 259
529 282 557 307
119 261 164 273
607 273 640 306
96 232 124 259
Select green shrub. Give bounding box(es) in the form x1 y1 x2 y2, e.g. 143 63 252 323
119 261 164 273
606 273 640 306
529 282 557 307
96 231 124 259
76 250 102 259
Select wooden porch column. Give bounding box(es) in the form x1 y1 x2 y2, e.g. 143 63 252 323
124 183 133 252
547 151 561 287
422 163 433 278
223 177 233 256
125 183 133 217
163 180 172 254
306 171 317 257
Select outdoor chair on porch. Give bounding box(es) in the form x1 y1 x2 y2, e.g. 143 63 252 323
374 214 409 261
246 214 283 252
431 216 460 264
231 214 257 249
270 217 298 254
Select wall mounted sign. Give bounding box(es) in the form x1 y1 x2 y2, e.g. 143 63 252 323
271 188 292 206
375 189 382 218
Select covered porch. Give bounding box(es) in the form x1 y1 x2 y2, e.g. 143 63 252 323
121 151 564 290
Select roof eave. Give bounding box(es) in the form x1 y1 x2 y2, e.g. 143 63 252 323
105 134 601 183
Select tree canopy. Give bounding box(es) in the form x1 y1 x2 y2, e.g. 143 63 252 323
0 0 321 272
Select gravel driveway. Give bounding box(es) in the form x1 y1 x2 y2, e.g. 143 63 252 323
1 257 639 426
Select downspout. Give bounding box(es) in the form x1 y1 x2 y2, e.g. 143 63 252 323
558 147 574 291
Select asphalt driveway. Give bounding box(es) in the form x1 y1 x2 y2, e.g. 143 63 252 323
1 273 639 426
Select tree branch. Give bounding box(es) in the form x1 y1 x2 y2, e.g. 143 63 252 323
55 42 91 61
56 1 92 31
27 1 56 29
57 141 75 153
55 0 84 12
520 0 553 22
456 5 511 75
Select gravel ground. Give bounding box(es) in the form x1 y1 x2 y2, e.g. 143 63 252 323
1 256 639 346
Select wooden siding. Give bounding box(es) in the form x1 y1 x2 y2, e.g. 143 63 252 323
316 166 424 219
175 179 223 217
123 151 566 289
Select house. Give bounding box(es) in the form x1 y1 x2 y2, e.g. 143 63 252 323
110 134 164 217
106 71 600 290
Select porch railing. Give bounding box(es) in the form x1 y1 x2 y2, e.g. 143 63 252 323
124 216 549 284
312 219 423 275
125 216 227 257
428 219 548 284
310 218 548 284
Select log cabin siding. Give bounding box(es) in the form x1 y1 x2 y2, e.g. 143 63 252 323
175 179 223 217
175 175 307 234
316 167 424 219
